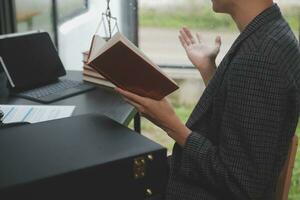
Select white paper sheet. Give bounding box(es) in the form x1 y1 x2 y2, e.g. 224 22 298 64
0 105 75 124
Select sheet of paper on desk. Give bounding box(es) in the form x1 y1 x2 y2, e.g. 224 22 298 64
0 105 75 124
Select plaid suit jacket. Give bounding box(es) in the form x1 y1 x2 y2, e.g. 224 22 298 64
165 4 300 200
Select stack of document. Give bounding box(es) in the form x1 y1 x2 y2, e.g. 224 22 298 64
0 105 75 124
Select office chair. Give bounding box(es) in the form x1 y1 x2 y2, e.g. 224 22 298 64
276 135 298 200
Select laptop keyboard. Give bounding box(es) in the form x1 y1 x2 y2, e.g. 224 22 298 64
20 79 84 98
15 79 95 103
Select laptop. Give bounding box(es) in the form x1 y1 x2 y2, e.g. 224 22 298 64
0 31 95 103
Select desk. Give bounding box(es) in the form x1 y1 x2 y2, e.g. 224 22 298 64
0 70 138 126
0 70 163 199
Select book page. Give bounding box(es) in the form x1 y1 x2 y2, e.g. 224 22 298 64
88 35 107 62
88 33 122 63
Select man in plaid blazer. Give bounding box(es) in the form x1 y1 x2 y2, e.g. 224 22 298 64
116 0 300 199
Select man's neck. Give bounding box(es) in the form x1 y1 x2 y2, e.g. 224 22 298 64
230 1 274 32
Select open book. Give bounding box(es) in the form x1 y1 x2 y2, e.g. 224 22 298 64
87 32 179 100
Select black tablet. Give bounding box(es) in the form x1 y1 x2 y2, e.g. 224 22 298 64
0 31 66 91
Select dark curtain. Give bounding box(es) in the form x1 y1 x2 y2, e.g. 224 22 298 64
0 0 16 35
0 0 16 74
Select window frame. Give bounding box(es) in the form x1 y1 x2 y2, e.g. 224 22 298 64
121 0 139 46
52 0 89 47
56 0 89 24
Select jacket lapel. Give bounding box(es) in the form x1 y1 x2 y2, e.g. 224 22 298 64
186 4 282 128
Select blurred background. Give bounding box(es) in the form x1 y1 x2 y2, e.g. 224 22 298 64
2 0 299 199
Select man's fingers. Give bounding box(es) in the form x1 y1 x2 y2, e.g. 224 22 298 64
123 97 143 111
182 27 195 43
215 36 222 49
125 99 145 113
196 32 202 43
115 87 145 105
179 35 188 49
180 29 192 45
213 36 222 54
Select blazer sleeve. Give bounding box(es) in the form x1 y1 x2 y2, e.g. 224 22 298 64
179 54 291 199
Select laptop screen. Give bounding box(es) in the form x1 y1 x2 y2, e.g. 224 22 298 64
0 32 66 91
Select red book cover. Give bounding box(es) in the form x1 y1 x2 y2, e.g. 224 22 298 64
87 33 179 100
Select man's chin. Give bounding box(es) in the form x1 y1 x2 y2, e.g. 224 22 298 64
211 1 228 13
211 2 220 13
212 5 220 13
212 5 226 13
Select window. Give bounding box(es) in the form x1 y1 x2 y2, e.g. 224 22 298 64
139 0 300 68
14 0 90 47
15 0 55 39
57 0 88 23
139 0 239 68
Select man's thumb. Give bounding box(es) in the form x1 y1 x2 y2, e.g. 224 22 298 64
215 36 222 49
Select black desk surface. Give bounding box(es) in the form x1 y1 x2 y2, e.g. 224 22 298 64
0 70 136 125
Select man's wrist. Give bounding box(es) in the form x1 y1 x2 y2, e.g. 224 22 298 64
163 115 191 146
198 62 217 86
